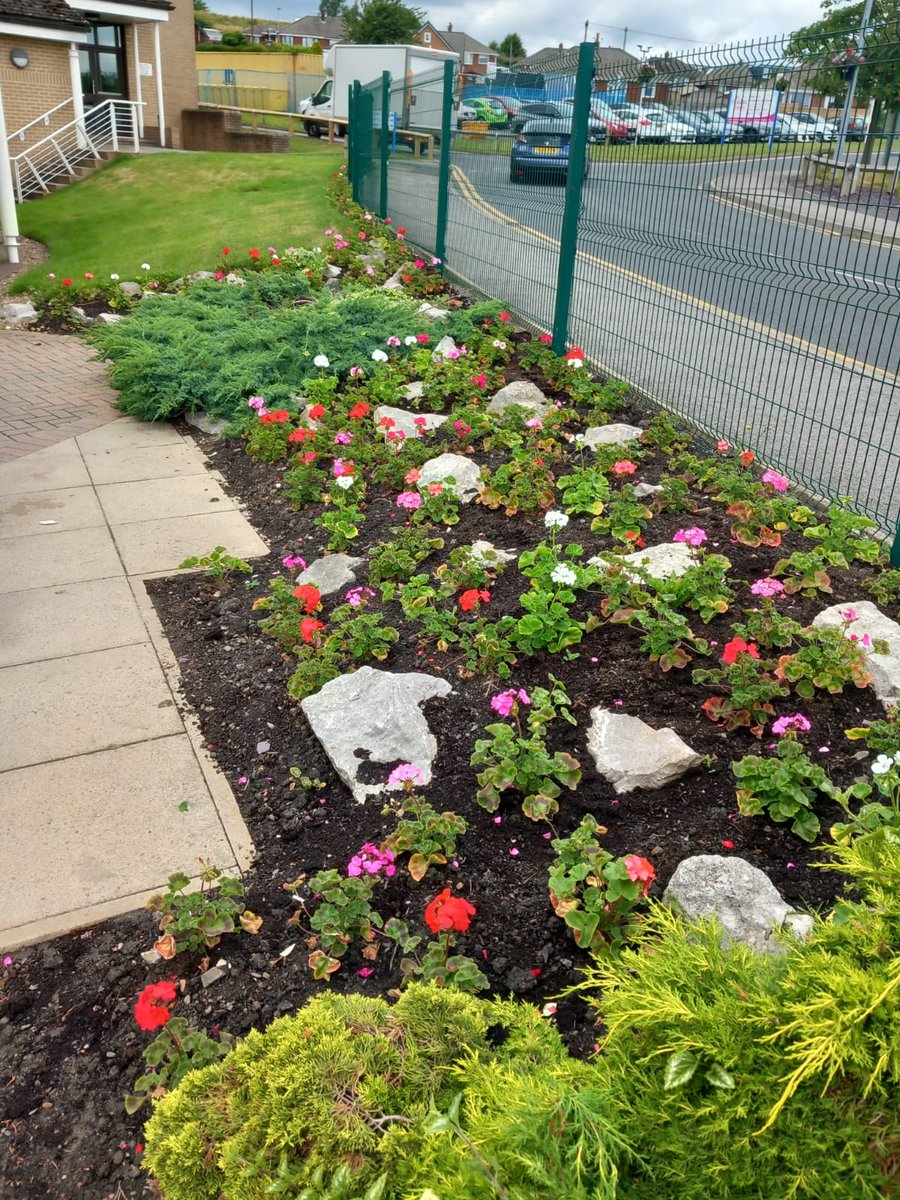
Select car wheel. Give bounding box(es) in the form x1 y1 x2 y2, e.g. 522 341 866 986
305 121 322 138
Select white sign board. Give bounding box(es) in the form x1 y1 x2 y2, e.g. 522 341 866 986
139 62 153 77
726 88 779 121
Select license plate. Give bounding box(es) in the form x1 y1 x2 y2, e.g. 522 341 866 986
534 146 558 155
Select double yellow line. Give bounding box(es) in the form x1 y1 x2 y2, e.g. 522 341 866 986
450 163 897 385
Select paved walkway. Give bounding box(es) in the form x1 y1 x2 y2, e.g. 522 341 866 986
0 364 266 950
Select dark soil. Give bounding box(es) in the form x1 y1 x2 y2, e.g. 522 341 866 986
1 346 893 1200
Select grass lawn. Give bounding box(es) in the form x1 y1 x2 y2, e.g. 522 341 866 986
13 140 345 291
450 133 814 164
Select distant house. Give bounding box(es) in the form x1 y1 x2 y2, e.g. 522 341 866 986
277 14 344 49
415 22 496 81
521 43 637 97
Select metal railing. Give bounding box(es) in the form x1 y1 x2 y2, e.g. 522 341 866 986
8 98 76 145
9 99 142 202
349 32 900 556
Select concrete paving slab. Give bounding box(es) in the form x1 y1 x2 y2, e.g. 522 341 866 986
0 736 238 944
113 509 269 576
76 418 183 453
97 474 235 525
0 485 106 539
0 642 182 771
0 525 123 593
0 440 91 496
82 442 208 485
0 576 147 667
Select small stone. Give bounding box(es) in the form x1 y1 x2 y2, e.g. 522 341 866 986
587 708 702 793
381 268 405 291
256 740 271 755
200 965 225 988
469 539 516 567
96 312 124 324
189 271 217 282
295 553 364 596
401 381 425 402
432 335 458 361
224 273 245 286
324 264 342 278
118 281 143 300
1 301 37 328
417 301 449 320
590 542 695 582
487 380 550 417
583 423 643 448
812 600 900 707
417 453 482 503
664 855 813 953
68 305 95 327
634 482 663 499
185 411 229 436
300 666 452 804
373 405 446 439
140 949 161 966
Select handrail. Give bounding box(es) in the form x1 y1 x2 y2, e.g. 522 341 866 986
7 98 75 144
198 99 348 124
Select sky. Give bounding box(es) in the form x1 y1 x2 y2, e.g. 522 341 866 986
216 0 829 55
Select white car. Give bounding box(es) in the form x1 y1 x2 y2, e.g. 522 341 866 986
610 104 696 143
791 112 834 141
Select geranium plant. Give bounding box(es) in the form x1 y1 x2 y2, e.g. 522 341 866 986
147 863 261 960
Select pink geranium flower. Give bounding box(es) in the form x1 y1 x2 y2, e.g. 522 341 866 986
761 469 789 491
673 527 708 547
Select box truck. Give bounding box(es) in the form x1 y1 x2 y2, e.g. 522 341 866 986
299 43 458 138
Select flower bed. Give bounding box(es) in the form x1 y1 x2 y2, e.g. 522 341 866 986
3 171 900 1198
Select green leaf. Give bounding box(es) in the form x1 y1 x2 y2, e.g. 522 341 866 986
705 1063 736 1090
177 801 189 812
124 1092 147 1114
364 1175 389 1200
663 1049 699 1091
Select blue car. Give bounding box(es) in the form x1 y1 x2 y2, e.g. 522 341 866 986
509 118 588 184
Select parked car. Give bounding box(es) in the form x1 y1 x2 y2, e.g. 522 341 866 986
509 118 589 184
609 104 696 143
824 115 868 141
510 101 605 143
791 112 834 141
674 109 721 143
457 101 478 129
588 97 630 144
471 97 509 127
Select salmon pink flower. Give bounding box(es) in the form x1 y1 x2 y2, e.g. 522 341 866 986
424 888 476 933
624 855 656 895
716 439 730 453
405 468 421 484
612 460 637 475
738 449 755 467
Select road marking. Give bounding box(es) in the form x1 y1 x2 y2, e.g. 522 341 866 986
450 163 898 385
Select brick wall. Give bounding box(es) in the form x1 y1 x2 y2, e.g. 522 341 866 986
126 3 197 148
0 36 72 150
181 108 289 152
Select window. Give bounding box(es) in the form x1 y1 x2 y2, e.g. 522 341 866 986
465 52 473 64
79 24 126 101
423 31 431 43
478 55 489 65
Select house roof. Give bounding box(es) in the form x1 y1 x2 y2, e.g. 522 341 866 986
522 44 636 75
419 24 494 58
281 13 344 38
0 0 88 31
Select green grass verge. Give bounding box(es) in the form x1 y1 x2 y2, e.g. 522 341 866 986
13 141 345 291
450 134 816 164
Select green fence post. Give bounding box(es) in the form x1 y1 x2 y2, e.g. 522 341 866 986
434 59 454 266
379 71 390 219
892 526 900 567
551 41 594 355
351 81 362 202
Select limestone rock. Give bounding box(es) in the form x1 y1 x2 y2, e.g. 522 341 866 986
185 410 229 436
381 268 405 291
301 666 452 803
664 855 815 953
812 600 900 707
373 405 446 439
68 306 95 327
189 271 217 282
487 380 550 417
589 541 696 582
417 453 482 502
587 708 702 793
469 539 516 567
584 423 643 448
401 381 425 403
324 264 342 278
225 272 246 286
1 301 37 328
96 312 124 324
118 281 143 300
634 482 663 499
418 300 449 320
432 335 458 361
295 553 364 597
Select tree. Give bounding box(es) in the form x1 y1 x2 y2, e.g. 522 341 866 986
193 0 209 9
342 0 423 44
221 29 249 46
489 32 526 67
318 0 345 17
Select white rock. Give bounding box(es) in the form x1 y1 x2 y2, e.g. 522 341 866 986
373 405 446 439
401 381 425 402
140 948 161 965
664 855 814 953
225 272 245 286
189 270 217 281
584 423 643 448
469 539 516 567
96 312 124 324
381 268 405 291
68 305 95 327
295 553 364 596
200 965 226 988
587 708 702 794
432 335 458 361
634 482 663 499
487 380 550 417
301 666 452 803
812 600 900 707
417 301 449 320
185 411 229 436
417 453 483 502
324 264 342 278
1 301 37 328
118 281 143 300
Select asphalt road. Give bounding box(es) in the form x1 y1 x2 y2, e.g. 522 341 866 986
386 148 900 534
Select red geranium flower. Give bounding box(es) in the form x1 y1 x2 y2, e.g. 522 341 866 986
396 227 406 235
378 416 396 428
308 404 326 421
299 451 318 464
402 275 413 283
248 248 260 260
61 278 73 287
722 636 760 665
222 247 231 255
300 617 326 644
260 409 290 424
472 374 487 389
738 449 755 467
292 583 321 614
348 402 370 419
565 346 585 361
416 333 429 344
424 888 476 933
271 256 281 265
358 231 367 240
539 333 552 343
499 311 510 322
288 427 315 443
134 980 177 1031
459 588 490 612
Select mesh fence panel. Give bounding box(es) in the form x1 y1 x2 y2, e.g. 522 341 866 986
351 31 900 541
197 68 327 112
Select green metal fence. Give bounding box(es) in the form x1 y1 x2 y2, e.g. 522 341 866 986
348 33 900 556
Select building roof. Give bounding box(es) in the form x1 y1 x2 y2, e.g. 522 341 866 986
281 13 344 38
522 44 636 75
419 23 494 58
0 0 88 30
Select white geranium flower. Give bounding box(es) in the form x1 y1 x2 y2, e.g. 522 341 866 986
335 475 354 490
569 359 584 369
871 754 895 775
544 510 569 529
371 349 388 362
550 563 578 586
313 354 330 368
140 262 150 270
110 273 120 281
404 335 417 346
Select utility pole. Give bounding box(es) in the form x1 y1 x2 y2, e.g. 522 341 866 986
622 25 627 50
249 0 255 43
834 0 875 164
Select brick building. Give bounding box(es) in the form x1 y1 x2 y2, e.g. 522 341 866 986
414 22 496 84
